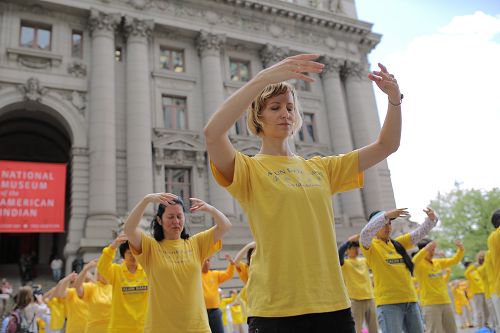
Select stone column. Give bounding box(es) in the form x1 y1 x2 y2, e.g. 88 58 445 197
321 56 365 224
343 61 388 215
196 30 234 216
123 16 155 214
86 9 121 236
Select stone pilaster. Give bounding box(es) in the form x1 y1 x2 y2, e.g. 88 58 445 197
85 9 121 237
196 30 234 216
123 16 155 214
321 56 365 224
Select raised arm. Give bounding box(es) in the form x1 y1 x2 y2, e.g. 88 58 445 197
412 241 436 265
124 192 178 252
74 259 97 298
410 207 438 245
358 63 402 171
234 241 256 265
190 198 232 242
203 54 324 182
54 272 77 298
439 241 465 268
217 255 236 283
338 234 359 266
97 234 127 283
360 208 409 249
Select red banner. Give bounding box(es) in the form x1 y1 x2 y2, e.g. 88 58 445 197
0 161 67 233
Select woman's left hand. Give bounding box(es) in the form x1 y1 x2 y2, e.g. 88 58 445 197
189 198 214 213
368 63 401 104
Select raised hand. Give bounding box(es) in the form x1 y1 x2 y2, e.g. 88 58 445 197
348 234 360 242
455 240 464 251
110 234 128 249
256 54 325 85
425 241 437 252
224 254 236 265
145 192 179 206
189 198 214 214
384 208 410 220
423 207 437 221
368 63 401 104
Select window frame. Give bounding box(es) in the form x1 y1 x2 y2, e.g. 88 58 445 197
161 95 188 130
229 58 251 82
19 21 52 51
159 46 185 73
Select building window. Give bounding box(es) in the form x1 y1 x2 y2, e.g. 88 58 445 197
20 21 51 50
234 116 248 136
160 47 185 72
165 168 191 205
71 31 83 58
230 59 250 82
162 95 187 130
298 113 316 143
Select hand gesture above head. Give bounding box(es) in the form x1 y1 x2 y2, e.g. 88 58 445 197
256 54 325 85
368 63 402 105
423 207 437 221
384 208 410 220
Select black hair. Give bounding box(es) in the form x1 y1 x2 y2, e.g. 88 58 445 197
492 209 500 229
417 238 432 250
246 247 254 266
151 198 190 241
348 241 360 249
463 261 472 268
119 241 130 259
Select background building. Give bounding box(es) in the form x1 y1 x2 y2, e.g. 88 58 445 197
0 0 396 288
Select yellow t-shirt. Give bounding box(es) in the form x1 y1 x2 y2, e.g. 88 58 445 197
133 227 221 333
64 287 89 333
488 228 500 294
219 295 236 326
465 264 484 296
202 264 235 309
237 262 249 284
97 246 149 333
230 304 244 325
484 251 495 297
413 247 464 306
362 233 417 305
83 282 112 333
46 297 65 330
211 150 363 317
341 257 374 300
452 284 469 314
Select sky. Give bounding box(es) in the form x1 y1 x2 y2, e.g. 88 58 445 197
355 0 500 221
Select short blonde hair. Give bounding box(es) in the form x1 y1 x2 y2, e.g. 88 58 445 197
247 82 302 136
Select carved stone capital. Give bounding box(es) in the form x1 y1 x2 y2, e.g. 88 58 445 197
259 44 289 68
88 9 121 37
341 61 365 81
17 77 48 102
196 30 226 57
319 56 344 78
124 16 154 40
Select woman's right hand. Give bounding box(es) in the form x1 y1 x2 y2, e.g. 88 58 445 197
110 234 128 249
255 54 324 85
145 192 179 205
384 208 410 220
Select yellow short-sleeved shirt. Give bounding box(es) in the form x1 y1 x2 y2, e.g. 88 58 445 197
211 150 363 317
82 282 112 333
362 233 417 306
341 257 374 300
413 247 464 306
97 246 149 333
46 297 65 331
64 287 89 333
237 262 249 284
484 251 495 297
465 264 484 296
488 228 500 294
133 227 221 333
202 264 234 309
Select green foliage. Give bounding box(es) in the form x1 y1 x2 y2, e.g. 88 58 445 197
429 184 500 279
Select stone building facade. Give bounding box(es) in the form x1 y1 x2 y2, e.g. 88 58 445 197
0 0 396 286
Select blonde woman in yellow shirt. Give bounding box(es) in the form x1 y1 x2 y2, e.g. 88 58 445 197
202 254 235 333
412 239 464 333
338 234 378 333
205 53 403 332
124 193 232 333
97 234 149 333
360 207 438 333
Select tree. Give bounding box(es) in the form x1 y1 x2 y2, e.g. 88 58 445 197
429 184 500 278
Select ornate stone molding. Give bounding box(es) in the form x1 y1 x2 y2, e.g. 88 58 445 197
88 9 121 36
319 56 344 78
195 30 226 57
63 91 87 116
67 61 87 77
259 44 289 68
17 78 48 102
6 47 62 69
124 16 154 40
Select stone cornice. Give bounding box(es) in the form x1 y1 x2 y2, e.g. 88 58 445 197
124 16 154 39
